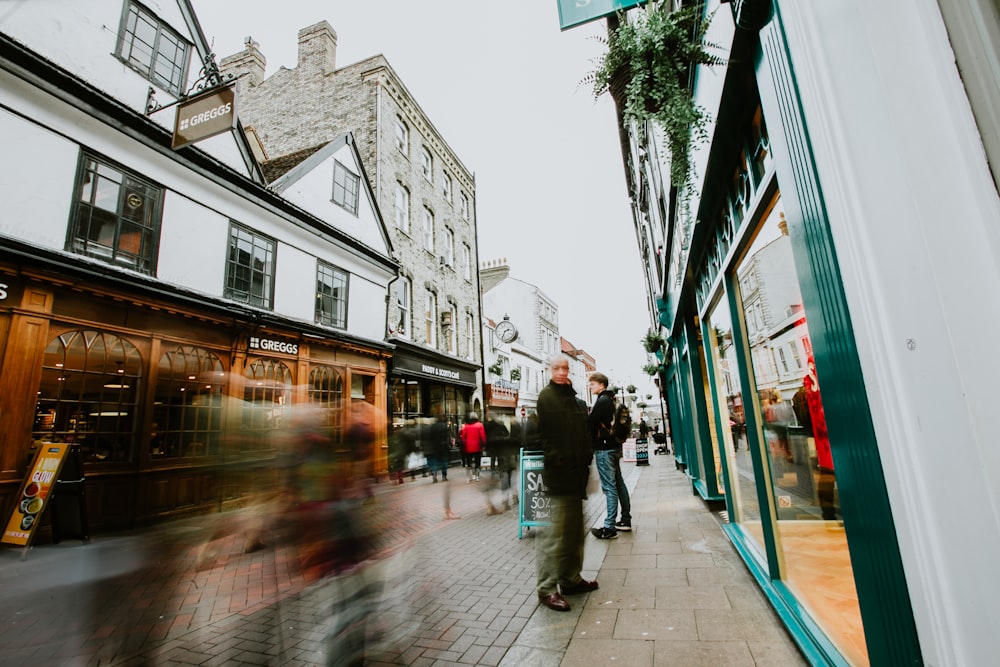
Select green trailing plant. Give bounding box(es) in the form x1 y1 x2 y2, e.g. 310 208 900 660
643 363 662 376
585 2 725 193
642 331 665 354
626 384 638 394
487 361 503 377
509 368 521 382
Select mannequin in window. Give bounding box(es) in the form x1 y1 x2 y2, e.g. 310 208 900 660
803 357 837 520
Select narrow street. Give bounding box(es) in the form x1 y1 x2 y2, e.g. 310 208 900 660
0 453 806 666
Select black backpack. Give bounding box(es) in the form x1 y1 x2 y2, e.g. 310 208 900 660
611 401 632 444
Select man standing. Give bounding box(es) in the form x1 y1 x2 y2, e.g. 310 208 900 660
588 372 631 539
533 356 598 612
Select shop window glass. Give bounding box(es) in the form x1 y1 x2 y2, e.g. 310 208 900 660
242 359 292 452
308 366 343 445
70 153 162 274
706 296 767 563
33 330 141 463
732 194 867 666
151 346 225 459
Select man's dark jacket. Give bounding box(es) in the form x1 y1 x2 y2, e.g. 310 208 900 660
532 380 591 498
589 389 617 451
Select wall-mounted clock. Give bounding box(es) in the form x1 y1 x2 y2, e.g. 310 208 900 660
495 319 518 344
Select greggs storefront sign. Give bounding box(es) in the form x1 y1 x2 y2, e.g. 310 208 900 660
172 86 237 149
249 336 298 355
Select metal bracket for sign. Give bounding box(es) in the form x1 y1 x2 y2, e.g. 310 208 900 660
145 51 235 116
518 449 552 539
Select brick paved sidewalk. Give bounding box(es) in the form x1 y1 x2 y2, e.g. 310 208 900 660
0 456 808 666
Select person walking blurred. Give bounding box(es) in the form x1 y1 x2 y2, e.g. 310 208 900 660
459 412 486 483
532 356 598 612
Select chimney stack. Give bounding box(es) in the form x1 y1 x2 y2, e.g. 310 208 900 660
219 37 266 88
297 21 337 75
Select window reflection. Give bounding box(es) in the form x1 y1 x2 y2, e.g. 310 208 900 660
733 194 866 665
33 330 141 463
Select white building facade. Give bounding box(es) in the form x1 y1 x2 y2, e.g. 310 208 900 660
0 0 397 529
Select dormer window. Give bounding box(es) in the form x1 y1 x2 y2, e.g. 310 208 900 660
116 1 191 96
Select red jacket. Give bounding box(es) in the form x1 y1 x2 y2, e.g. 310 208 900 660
459 420 486 454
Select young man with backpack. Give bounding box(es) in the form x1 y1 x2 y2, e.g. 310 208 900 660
587 372 633 539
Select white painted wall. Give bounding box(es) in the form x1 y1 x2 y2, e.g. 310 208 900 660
1 0 254 175
777 1 1000 664
1 6 395 350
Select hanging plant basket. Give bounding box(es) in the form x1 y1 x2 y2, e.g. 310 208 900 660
584 2 725 193
643 331 665 354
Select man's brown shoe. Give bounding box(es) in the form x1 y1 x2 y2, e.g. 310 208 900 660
560 578 599 595
538 592 571 611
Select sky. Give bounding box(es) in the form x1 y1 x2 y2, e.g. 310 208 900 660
193 1 661 404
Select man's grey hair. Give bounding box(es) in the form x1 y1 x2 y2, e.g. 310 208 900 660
548 355 568 369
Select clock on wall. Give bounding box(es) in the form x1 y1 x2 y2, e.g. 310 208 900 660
495 319 518 344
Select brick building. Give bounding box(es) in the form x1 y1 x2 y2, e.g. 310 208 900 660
221 22 482 437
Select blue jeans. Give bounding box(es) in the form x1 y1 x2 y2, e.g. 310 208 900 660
595 449 619 529
613 451 631 523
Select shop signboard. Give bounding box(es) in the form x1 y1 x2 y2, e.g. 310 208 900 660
172 85 237 149
519 450 552 538
2 443 73 547
557 0 649 30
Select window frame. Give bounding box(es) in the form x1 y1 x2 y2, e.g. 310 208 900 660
316 261 349 328
68 151 163 275
462 242 472 281
331 160 360 215
395 277 411 338
443 172 453 202
420 146 433 182
422 207 435 253
443 228 455 267
465 312 475 360
395 183 410 234
459 192 469 220
115 1 191 96
394 117 409 155
425 291 438 347
224 222 276 309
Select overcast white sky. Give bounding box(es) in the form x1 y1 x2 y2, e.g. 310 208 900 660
194 1 660 402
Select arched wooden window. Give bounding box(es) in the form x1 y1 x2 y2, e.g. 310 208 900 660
242 359 292 452
151 346 225 458
308 365 344 445
33 330 142 463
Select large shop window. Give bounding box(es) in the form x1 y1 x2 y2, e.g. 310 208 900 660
707 194 867 666
69 153 163 274
241 359 292 452
33 330 142 463
151 346 225 459
225 223 275 309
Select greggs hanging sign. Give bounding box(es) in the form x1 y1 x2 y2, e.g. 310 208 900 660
172 85 237 149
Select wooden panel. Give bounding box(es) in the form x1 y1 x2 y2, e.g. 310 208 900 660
0 314 51 476
175 475 195 508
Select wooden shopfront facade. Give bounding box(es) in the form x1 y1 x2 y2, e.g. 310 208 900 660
0 247 391 532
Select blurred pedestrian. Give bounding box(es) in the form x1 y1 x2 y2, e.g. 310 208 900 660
428 411 452 483
532 356 598 612
483 417 518 514
459 412 485 483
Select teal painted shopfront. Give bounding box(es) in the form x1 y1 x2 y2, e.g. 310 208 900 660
658 3 922 665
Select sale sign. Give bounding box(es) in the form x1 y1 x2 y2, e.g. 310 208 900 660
2 443 73 546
